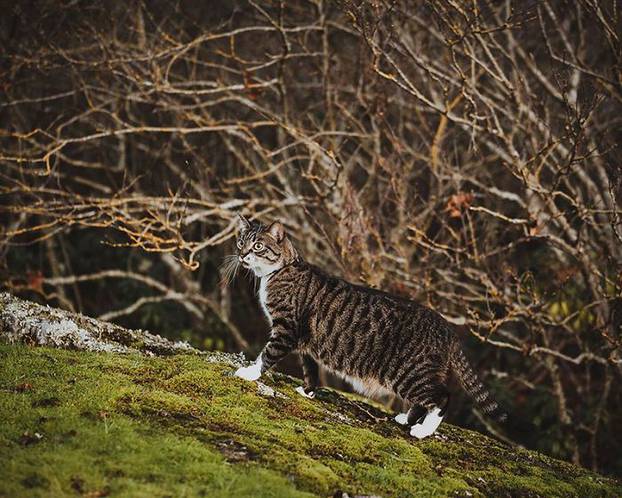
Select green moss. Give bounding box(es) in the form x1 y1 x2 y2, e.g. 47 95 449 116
0 344 620 498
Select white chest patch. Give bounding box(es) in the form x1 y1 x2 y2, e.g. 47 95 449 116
258 277 272 325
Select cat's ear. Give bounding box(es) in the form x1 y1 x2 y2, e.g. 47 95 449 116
237 213 250 232
267 221 285 242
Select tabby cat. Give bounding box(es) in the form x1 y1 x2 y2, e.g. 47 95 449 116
231 215 505 438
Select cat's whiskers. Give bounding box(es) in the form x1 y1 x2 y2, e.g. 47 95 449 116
219 254 240 288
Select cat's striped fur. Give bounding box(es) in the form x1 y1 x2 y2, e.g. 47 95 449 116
232 215 505 438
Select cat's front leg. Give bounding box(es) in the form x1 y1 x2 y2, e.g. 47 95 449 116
234 357 264 381
296 354 319 399
235 326 297 381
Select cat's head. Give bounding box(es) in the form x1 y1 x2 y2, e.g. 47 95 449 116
235 214 298 278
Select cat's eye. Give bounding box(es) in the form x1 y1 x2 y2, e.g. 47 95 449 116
253 242 264 251
236 239 243 249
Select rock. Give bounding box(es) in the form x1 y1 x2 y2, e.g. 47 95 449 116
0 292 196 356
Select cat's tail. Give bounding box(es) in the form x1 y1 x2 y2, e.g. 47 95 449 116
450 343 507 423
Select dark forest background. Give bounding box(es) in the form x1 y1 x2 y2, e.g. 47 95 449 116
1 0 621 477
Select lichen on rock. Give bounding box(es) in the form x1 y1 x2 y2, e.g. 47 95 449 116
0 292 195 355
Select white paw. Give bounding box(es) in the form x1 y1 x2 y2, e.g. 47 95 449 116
410 423 434 439
394 413 408 425
410 408 443 439
235 364 262 381
295 386 315 399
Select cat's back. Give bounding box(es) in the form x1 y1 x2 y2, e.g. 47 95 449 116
289 262 449 340
270 260 451 338
298 261 428 314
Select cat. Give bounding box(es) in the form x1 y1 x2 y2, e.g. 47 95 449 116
230 215 505 438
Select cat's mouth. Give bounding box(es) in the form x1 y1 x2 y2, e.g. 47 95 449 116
238 258 263 273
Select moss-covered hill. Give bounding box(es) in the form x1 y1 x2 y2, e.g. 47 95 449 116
0 343 620 498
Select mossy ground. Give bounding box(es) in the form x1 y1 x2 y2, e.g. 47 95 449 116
0 344 620 498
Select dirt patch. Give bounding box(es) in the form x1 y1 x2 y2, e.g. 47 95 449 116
32 396 60 407
214 438 259 463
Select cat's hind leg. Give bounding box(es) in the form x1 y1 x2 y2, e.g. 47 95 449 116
394 412 408 425
395 404 425 425
407 390 450 439
410 407 444 439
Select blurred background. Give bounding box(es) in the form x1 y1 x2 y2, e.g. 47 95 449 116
1 0 621 477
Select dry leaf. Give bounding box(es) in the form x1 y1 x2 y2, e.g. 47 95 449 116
445 192 473 218
26 271 44 293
